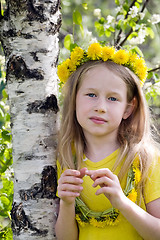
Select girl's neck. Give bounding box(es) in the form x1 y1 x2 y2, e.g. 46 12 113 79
85 136 120 163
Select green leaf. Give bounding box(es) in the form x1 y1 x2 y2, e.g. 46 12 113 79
95 21 105 36
115 0 120 5
116 20 122 30
135 2 140 9
109 26 115 32
128 32 138 40
147 72 153 80
99 17 105 24
0 196 10 209
5 113 10 122
123 4 129 12
129 20 137 28
80 24 84 38
70 43 79 52
146 27 154 39
82 3 88 10
1 131 11 142
105 29 111 37
132 46 144 57
2 90 8 100
0 108 4 118
73 10 82 25
64 34 72 50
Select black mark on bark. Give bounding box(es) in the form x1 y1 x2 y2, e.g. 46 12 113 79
3 29 16 38
24 154 47 161
7 55 44 81
48 15 62 34
30 52 39 62
19 165 57 201
3 29 33 39
27 94 59 114
30 49 50 62
11 202 48 236
15 90 25 95
50 0 61 14
27 0 45 22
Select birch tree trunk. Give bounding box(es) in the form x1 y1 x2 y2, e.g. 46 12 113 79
0 0 61 239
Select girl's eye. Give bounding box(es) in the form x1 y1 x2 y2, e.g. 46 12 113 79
87 93 96 98
108 97 117 101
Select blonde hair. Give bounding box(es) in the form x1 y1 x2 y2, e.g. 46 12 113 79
57 60 159 184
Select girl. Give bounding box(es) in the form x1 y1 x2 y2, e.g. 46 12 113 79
55 43 160 240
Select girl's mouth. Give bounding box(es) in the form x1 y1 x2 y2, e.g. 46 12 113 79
90 117 107 124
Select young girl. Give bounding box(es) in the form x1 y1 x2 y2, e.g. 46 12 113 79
55 43 160 240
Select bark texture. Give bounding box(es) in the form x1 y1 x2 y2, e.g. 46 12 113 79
0 0 61 239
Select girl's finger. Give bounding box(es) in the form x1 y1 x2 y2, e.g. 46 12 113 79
59 176 83 185
79 168 88 178
60 183 83 193
87 168 115 181
61 169 80 177
95 186 114 196
92 176 113 188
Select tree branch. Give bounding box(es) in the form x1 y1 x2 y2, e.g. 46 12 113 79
115 0 138 46
118 0 150 47
148 66 160 73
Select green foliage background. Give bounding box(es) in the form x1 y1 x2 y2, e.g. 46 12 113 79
0 50 13 239
59 0 160 129
0 0 160 238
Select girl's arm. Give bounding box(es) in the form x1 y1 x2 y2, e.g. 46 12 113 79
55 198 78 240
118 195 160 240
87 168 160 240
55 168 86 240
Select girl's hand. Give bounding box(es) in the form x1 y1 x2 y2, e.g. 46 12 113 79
86 168 126 209
57 168 87 205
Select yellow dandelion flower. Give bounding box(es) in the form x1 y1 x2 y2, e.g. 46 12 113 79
127 189 137 203
112 49 129 65
75 214 87 227
89 218 99 227
57 62 70 82
136 66 148 83
135 57 146 66
102 215 119 226
89 218 106 228
133 58 146 72
87 43 102 60
66 59 77 72
70 47 84 64
102 46 115 61
132 57 147 78
133 168 141 185
129 52 138 64
108 219 118 226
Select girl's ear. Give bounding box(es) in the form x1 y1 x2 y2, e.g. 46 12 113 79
123 97 137 120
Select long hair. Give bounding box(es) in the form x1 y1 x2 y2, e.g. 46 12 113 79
57 60 159 184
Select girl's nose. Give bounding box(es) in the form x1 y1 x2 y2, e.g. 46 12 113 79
95 98 107 113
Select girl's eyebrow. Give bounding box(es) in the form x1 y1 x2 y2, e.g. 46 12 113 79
85 87 122 96
85 87 96 91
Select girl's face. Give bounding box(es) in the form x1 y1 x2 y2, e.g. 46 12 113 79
76 64 132 144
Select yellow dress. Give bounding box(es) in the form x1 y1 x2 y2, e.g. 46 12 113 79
57 149 160 240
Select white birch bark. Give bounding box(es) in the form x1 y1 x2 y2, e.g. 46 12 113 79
0 0 61 239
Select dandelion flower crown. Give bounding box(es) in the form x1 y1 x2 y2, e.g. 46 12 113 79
57 42 148 86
